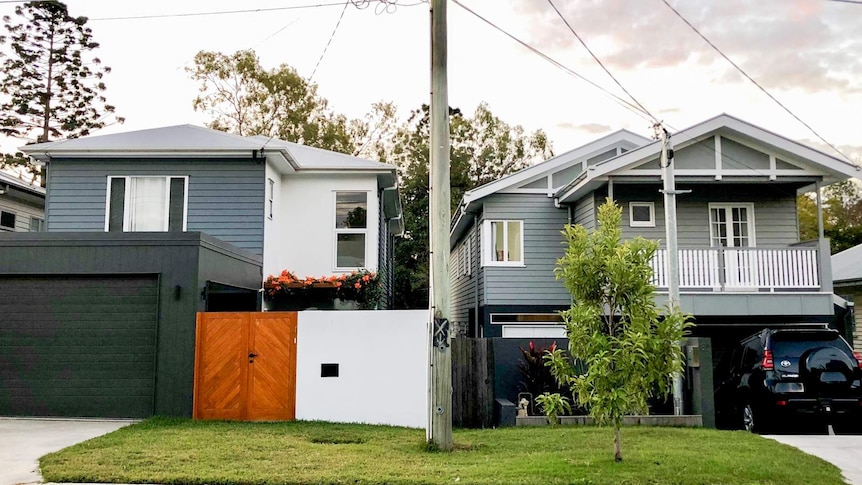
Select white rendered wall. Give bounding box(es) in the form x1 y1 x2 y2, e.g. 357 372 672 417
295 310 428 429
263 170 379 279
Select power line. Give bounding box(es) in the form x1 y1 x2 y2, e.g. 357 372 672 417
310 1 350 81
450 0 654 124
546 0 660 124
660 0 859 167
87 0 421 22
823 0 862 4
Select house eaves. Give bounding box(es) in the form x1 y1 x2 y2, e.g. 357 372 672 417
0 171 45 197
554 113 862 204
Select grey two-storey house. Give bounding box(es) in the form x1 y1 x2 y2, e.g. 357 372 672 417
449 114 861 349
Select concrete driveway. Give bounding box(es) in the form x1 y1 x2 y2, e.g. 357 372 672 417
0 418 134 485
766 434 862 485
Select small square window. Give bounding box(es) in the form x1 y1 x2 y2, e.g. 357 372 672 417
629 202 655 228
0 211 15 230
29 216 44 232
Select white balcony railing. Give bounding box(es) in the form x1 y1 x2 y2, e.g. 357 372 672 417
651 247 820 291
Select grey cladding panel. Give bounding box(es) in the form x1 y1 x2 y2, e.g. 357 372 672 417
675 139 716 170
47 158 265 254
722 137 769 170
481 194 571 306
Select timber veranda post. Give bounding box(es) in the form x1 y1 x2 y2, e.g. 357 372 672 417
428 0 453 450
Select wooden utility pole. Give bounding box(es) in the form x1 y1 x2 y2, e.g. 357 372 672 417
658 124 685 416
427 0 453 450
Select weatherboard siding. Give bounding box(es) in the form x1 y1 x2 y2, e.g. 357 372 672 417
480 194 571 306
450 221 478 331
603 184 799 248
46 158 265 254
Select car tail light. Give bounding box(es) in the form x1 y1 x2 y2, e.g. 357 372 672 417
853 351 862 369
776 400 788 406
762 349 774 370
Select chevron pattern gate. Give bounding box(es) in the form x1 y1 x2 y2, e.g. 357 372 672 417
193 312 297 421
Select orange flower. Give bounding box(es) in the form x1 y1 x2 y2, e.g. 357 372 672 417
362 275 370 282
354 282 361 289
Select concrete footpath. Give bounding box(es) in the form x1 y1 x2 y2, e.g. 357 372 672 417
766 434 862 485
0 417 134 485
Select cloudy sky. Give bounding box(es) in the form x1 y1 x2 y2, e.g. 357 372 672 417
0 0 860 163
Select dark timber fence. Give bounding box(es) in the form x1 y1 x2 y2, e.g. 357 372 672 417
451 337 494 428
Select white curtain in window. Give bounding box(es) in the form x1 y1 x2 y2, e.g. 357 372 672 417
129 177 167 231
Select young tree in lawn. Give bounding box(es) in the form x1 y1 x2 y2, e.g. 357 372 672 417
0 0 120 184
547 200 690 462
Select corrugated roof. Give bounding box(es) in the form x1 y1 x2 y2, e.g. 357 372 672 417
832 244 862 283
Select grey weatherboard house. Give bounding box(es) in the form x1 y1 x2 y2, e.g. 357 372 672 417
833 244 862 350
0 170 45 233
449 114 861 348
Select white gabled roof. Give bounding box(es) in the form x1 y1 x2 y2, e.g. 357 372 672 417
833 244 862 284
555 114 862 204
0 170 45 197
249 135 393 170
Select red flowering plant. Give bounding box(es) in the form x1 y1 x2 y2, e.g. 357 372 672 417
264 269 382 309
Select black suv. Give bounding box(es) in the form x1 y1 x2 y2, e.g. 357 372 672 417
715 328 862 433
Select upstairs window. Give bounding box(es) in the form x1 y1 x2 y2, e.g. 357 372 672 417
0 210 15 230
335 191 368 269
106 176 187 232
709 203 755 247
629 202 655 228
267 178 275 220
29 216 44 232
483 220 523 266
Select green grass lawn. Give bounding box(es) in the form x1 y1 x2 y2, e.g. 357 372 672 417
40 417 844 485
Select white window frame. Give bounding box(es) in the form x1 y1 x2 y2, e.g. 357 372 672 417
29 216 44 232
708 202 756 247
629 202 655 228
267 178 275 220
482 219 525 267
104 176 189 232
460 237 473 277
333 190 370 271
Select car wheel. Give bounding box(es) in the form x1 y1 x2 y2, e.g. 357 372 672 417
742 404 756 433
743 404 770 433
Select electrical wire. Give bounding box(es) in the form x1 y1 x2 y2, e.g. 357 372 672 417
546 0 660 124
310 1 350 81
660 0 859 168
450 0 654 124
88 0 422 22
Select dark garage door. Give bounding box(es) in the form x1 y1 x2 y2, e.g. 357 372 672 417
0 275 158 418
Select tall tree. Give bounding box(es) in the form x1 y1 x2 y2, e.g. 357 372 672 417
798 179 862 253
382 103 553 309
547 200 690 462
189 50 395 156
0 0 120 182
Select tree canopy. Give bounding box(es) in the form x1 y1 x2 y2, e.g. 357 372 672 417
0 0 120 181
547 200 690 462
188 49 397 157
798 179 862 254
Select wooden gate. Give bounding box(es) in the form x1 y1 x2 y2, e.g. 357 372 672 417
193 312 297 421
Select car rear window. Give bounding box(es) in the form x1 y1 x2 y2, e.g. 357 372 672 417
770 332 854 372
